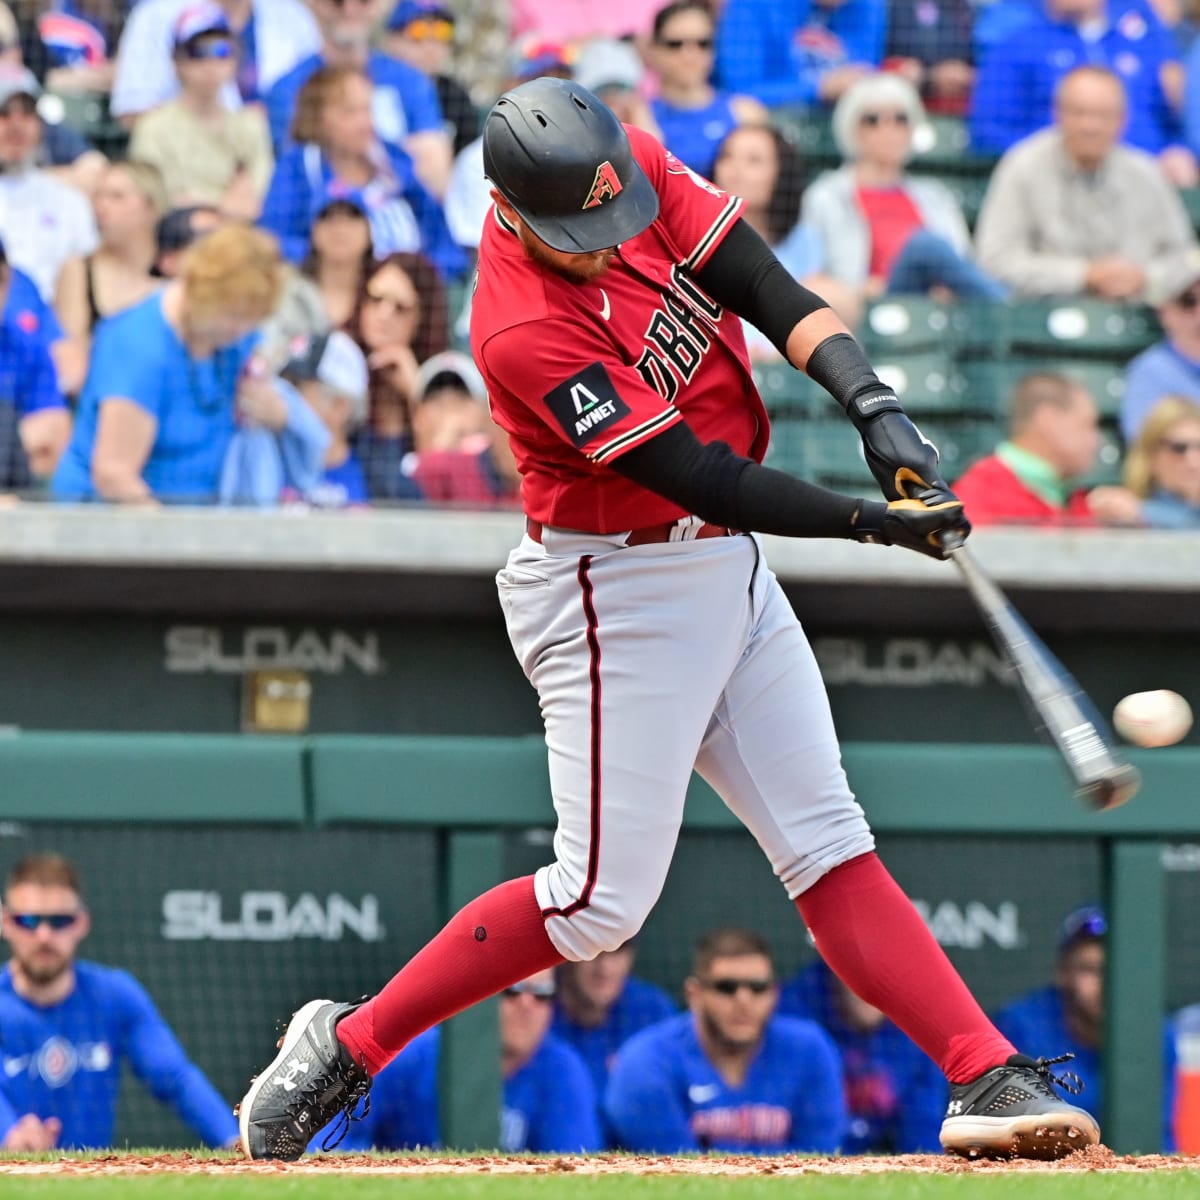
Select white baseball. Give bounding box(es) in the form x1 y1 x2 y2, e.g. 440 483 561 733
1112 690 1193 748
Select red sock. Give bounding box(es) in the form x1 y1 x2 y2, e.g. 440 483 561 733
336 875 564 1074
795 852 1014 1084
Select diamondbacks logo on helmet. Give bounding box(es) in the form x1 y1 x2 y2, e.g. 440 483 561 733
583 160 623 210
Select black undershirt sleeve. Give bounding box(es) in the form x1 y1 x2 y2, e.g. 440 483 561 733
692 218 829 358
608 420 884 539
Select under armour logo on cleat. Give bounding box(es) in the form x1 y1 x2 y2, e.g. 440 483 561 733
946 1100 964 1115
279 1058 310 1092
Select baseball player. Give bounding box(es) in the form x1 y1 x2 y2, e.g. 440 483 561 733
778 957 948 1153
605 928 846 1154
238 78 1100 1162
0 854 237 1151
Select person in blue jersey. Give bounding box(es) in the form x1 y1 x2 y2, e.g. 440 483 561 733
778 957 947 1152
552 939 676 1106
969 0 1195 183
715 0 886 110
260 66 464 280
605 928 846 1154
647 1 766 180
262 0 449 196
0 854 237 1152
992 906 1178 1151
51 224 287 504
339 969 602 1153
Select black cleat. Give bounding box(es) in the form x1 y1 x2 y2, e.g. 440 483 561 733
237 998 371 1161
940 1053 1101 1160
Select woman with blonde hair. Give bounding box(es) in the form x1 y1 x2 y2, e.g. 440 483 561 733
53 160 168 395
803 72 1005 301
1120 396 1200 528
52 224 288 503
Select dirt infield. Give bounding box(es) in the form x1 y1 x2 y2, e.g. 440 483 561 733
3 1146 1200 1176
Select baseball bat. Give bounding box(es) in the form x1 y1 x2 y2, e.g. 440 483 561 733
946 541 1141 811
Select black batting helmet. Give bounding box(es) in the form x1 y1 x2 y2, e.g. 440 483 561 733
482 77 660 253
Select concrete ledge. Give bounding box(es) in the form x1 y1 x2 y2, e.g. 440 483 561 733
0 504 1197 590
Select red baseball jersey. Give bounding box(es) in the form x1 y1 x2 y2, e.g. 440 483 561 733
470 125 771 533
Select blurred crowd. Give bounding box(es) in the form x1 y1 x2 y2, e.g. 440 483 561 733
0 0 1196 523
3 854 1198 1154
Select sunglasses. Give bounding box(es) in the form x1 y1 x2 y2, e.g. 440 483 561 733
860 111 911 127
400 16 454 41
365 287 417 316
502 982 556 1002
1174 290 1200 311
0 96 37 117
703 977 774 997
181 38 236 60
659 37 713 51
8 912 81 932
1162 439 1200 455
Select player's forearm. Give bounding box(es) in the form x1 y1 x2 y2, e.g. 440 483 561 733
610 421 876 539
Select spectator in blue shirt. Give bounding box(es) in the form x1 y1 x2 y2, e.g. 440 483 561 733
991 905 1178 1151
970 0 1196 183
260 66 464 280
552 938 676 1107
263 0 450 197
0 241 68 485
605 927 846 1154
1113 395 1200 528
778 958 947 1152
1124 249 1200 441
0 854 237 1152
715 0 887 109
51 223 287 503
340 970 603 1153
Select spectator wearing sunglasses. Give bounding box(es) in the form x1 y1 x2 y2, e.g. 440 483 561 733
0 854 237 1152
1123 251 1200 442
337 969 602 1152
646 1 766 180
605 928 846 1154
129 4 273 222
803 73 1006 302
384 1 478 157
991 906 1178 1151
111 0 321 124
1108 395 1200 528
778 957 947 1153
975 67 1196 301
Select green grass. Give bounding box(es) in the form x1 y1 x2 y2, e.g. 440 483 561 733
3 1162 1200 1200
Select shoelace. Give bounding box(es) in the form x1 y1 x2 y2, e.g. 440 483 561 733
1026 1052 1084 1096
318 1048 373 1153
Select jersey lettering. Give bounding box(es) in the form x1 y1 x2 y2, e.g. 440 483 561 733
646 311 704 381
634 270 725 401
544 362 632 449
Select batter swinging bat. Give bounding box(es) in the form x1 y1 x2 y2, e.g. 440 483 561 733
946 542 1141 812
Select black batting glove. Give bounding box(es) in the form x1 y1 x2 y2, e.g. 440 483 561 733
852 490 972 560
857 407 948 502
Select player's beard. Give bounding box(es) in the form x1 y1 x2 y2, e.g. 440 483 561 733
15 947 72 987
517 227 617 283
698 1008 765 1055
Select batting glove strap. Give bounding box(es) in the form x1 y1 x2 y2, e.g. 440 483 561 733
857 409 947 502
853 493 971 560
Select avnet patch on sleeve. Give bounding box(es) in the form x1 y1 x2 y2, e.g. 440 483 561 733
543 362 632 450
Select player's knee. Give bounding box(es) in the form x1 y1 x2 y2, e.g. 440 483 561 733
549 902 647 961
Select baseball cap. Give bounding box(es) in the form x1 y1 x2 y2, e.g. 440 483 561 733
414 349 486 404
509 36 573 82
387 0 454 34
310 183 370 225
1146 247 1200 307
172 2 232 49
282 331 370 424
0 66 41 109
574 38 644 95
1057 905 1107 954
